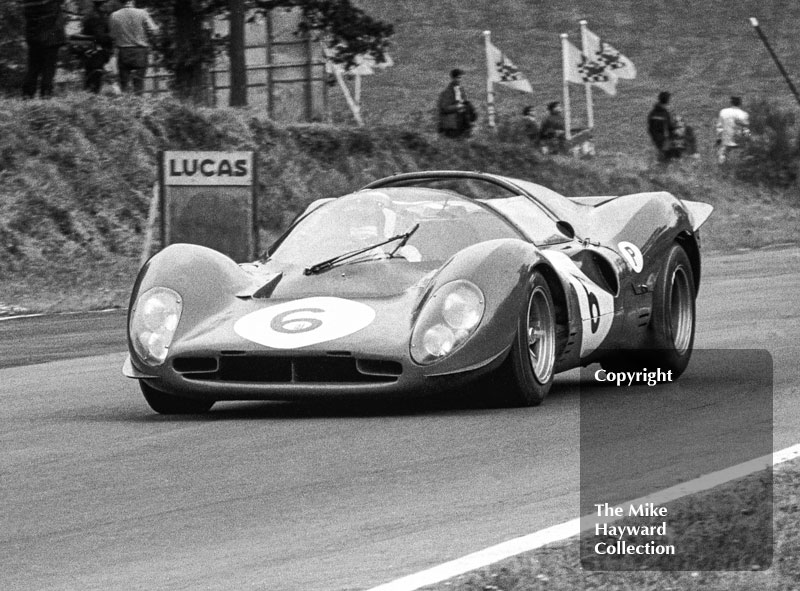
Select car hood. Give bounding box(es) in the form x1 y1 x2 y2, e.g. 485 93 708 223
163 258 442 357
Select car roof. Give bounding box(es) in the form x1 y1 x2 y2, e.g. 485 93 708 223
362 170 586 222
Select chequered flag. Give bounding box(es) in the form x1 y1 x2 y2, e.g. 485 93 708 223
486 40 533 92
578 56 612 83
496 60 524 82
594 42 624 70
582 25 637 79
564 39 617 95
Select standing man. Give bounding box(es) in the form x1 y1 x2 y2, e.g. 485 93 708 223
715 96 750 164
108 0 159 95
437 68 475 139
521 105 540 150
539 101 566 154
20 0 67 99
647 91 676 163
81 0 113 94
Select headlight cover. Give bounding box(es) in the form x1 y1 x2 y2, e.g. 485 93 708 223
130 287 183 366
411 280 485 364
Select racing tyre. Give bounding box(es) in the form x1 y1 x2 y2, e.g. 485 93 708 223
499 273 557 407
140 382 214 415
645 243 696 377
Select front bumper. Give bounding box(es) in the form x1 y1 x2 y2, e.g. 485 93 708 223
123 346 509 401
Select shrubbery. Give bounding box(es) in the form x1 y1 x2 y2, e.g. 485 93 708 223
737 101 799 187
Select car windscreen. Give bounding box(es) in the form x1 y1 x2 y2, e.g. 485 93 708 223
364 177 571 246
268 188 525 266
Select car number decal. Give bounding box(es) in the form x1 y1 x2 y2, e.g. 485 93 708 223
541 251 614 356
234 297 376 349
618 241 644 273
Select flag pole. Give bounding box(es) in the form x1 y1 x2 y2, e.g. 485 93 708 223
483 30 497 129
560 33 573 141
579 20 595 130
749 17 800 107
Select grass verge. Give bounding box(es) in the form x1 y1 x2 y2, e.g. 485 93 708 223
422 459 799 591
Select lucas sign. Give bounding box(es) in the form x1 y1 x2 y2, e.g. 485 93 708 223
163 151 254 186
160 151 258 262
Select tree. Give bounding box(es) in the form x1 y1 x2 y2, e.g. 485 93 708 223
0 0 393 102
255 0 394 69
139 0 223 103
141 0 393 102
0 2 29 95
228 0 246 106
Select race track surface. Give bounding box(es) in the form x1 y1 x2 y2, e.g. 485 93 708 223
1 247 798 591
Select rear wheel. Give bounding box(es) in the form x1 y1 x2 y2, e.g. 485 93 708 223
644 243 696 376
140 381 214 415
498 273 557 407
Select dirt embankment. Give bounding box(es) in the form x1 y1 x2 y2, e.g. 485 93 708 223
0 95 795 314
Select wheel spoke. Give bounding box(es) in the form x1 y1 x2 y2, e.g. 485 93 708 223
526 286 555 384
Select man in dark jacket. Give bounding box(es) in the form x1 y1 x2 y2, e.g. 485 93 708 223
437 68 475 138
647 91 677 162
20 0 67 98
81 0 113 93
539 101 566 154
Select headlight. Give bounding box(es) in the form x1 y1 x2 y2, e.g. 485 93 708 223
130 287 183 365
411 280 484 364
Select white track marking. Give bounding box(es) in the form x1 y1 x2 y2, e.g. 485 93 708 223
366 443 800 591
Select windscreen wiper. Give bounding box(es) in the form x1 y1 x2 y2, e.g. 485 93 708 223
304 223 420 276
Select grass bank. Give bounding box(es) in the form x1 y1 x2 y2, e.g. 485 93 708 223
425 458 799 591
0 94 797 314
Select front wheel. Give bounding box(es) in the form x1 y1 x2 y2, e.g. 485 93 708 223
645 243 696 377
498 273 557 407
140 381 214 415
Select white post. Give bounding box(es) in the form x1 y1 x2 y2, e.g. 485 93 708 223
560 33 573 141
354 72 362 109
333 68 364 126
483 30 497 129
139 183 160 268
579 20 595 130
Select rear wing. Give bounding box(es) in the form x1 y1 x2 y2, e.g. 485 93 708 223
681 200 714 231
568 194 713 232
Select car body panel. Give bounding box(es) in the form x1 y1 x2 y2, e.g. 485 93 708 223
125 170 711 403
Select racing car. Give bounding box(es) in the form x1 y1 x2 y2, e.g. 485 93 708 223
124 171 713 414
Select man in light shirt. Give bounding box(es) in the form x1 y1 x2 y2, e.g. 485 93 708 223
108 0 159 94
715 96 750 164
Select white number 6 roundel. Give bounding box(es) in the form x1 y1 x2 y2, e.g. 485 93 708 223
234 297 376 349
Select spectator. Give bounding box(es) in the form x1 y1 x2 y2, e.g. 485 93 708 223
668 115 699 159
20 0 67 99
647 91 679 162
539 101 566 154
522 105 540 148
437 68 476 139
108 0 159 95
81 0 113 94
715 96 750 164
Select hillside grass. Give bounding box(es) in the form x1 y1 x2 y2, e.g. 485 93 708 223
0 94 797 314
352 0 800 156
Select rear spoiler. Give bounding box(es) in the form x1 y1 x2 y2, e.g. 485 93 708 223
682 200 714 231
569 194 713 232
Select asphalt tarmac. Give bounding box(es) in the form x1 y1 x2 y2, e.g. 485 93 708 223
1 247 798 591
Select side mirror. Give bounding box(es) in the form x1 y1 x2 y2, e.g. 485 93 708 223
556 220 576 239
